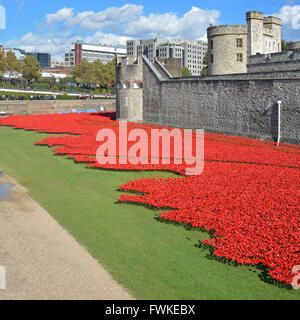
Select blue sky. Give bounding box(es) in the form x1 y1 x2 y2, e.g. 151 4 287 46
0 0 300 60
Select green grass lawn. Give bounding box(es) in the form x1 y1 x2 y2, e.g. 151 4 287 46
0 125 299 300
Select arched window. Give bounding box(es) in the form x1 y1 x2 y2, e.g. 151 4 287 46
123 81 130 89
133 81 143 89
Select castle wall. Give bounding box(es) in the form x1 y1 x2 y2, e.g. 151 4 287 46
142 57 300 144
248 51 300 73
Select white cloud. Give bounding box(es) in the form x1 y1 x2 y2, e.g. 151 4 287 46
45 7 74 26
123 6 219 40
272 5 300 40
64 4 144 31
85 32 131 46
5 31 80 61
4 4 220 60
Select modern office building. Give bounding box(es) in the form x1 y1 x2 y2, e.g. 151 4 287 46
4 48 27 60
27 52 51 68
127 39 166 62
65 41 127 67
182 40 208 75
51 60 68 68
126 39 208 76
287 41 300 51
3 48 51 68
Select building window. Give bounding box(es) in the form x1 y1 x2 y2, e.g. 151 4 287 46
210 40 213 50
236 38 243 48
133 81 143 89
123 81 130 89
237 53 243 62
210 54 214 63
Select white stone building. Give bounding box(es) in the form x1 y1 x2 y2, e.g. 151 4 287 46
207 11 282 75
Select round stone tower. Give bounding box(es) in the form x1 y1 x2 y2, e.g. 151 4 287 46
116 56 143 122
207 24 248 75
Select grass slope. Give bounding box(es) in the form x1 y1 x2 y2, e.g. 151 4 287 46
0 126 299 300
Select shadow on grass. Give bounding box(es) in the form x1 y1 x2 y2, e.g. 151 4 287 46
155 217 293 290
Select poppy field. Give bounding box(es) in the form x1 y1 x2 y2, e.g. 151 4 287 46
0 112 299 290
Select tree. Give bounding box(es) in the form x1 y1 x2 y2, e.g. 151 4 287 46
281 39 294 52
181 66 192 77
71 57 116 91
105 57 116 87
201 50 208 76
5 51 23 83
0 54 6 78
281 39 287 52
71 59 94 84
22 55 41 86
97 57 116 90
92 60 105 87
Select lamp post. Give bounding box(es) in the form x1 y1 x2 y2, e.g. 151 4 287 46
277 100 282 146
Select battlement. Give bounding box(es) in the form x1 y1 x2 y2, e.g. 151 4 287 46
207 24 248 36
263 27 274 36
263 16 282 26
117 56 142 67
249 51 300 64
246 11 264 21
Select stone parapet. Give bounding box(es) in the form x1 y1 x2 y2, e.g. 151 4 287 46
0 99 115 115
264 16 282 26
207 24 247 37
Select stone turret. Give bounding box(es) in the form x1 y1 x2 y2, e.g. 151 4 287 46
116 56 143 122
247 11 265 56
207 11 282 75
207 24 248 75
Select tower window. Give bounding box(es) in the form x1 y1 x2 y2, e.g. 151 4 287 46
123 81 130 89
237 53 243 62
210 54 214 63
236 38 243 48
210 40 213 50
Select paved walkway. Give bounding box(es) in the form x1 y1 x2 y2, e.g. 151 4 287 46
0 171 133 300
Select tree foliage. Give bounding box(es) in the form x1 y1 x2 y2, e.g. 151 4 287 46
0 54 6 78
71 57 116 89
22 55 41 85
201 50 208 76
281 39 294 52
5 51 23 82
181 66 192 77
281 39 288 52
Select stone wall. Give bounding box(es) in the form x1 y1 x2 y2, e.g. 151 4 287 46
157 58 182 77
247 51 300 73
142 57 300 144
0 99 116 115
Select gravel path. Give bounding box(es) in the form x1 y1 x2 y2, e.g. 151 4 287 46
0 172 133 300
